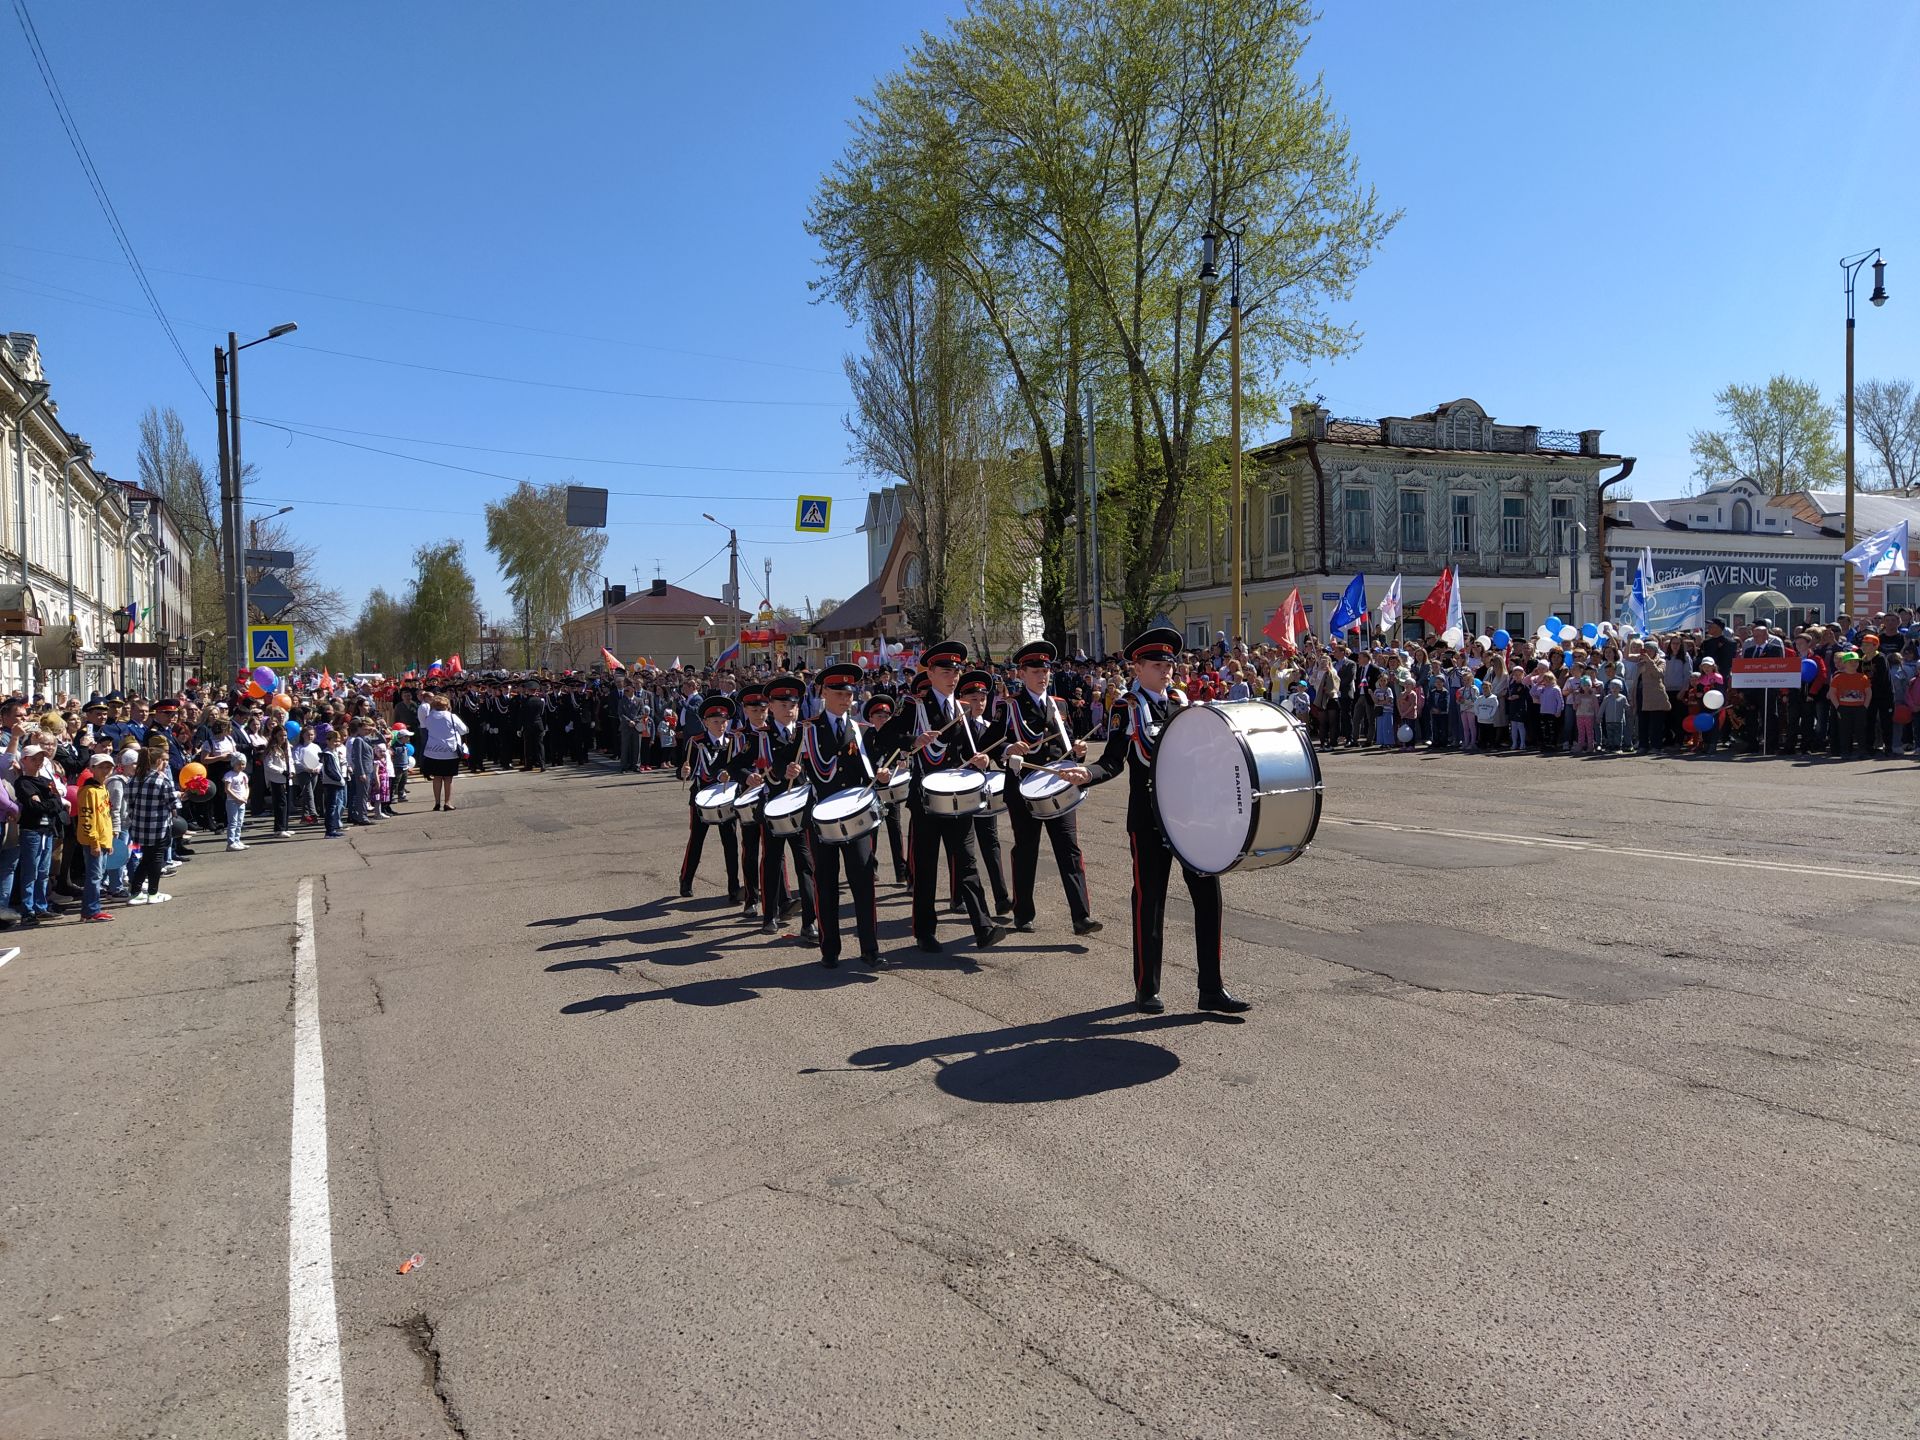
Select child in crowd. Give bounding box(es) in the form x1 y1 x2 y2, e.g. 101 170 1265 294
294 727 322 824
1534 668 1564 751
76 753 115 922
101 748 136 898
223 752 251 851
1600 679 1630 752
264 724 293 838
1570 677 1601 753
1828 652 1871 757
389 724 412 808
318 724 347 838
1426 670 1452 750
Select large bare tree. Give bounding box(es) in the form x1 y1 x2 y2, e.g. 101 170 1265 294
1856 378 1920 495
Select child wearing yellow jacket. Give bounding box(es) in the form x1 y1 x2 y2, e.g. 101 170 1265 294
77 753 115 923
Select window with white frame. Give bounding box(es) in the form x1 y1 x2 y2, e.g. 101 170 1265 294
1887 580 1917 608
1550 495 1575 553
1343 487 1373 549
1504 609 1528 635
1501 495 1527 555
1185 619 1210 651
1267 490 1291 556
1451 493 1474 553
1399 490 1426 552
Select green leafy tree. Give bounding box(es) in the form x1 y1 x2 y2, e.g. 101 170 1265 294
810 0 1394 638
482 481 608 667
1689 375 1839 495
405 539 482 664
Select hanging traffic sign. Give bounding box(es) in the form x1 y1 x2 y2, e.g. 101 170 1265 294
249 573 295 620
795 496 832 533
247 624 296 671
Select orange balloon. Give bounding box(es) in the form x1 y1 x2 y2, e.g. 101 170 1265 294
178 762 207 789
245 681 267 699
271 693 293 712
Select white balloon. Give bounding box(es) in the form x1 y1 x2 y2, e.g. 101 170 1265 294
1441 627 1464 648
1558 624 1578 643
1702 689 1725 711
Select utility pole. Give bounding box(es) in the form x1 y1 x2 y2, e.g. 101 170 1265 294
1084 392 1104 658
214 343 237 676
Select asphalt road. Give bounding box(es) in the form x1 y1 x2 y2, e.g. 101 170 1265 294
3 742 1916 1440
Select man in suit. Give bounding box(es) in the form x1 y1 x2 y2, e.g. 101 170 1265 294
1081 626 1249 1015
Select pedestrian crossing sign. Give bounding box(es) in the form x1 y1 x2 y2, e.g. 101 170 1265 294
247 624 295 671
795 495 832 533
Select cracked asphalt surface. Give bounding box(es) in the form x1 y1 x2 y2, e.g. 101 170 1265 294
2 745 1916 1438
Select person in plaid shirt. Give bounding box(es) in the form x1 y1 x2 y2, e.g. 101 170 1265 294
124 743 178 905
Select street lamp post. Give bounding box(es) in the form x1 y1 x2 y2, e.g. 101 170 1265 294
1840 249 1888 614
1200 223 1245 649
701 513 741 666
216 322 297 676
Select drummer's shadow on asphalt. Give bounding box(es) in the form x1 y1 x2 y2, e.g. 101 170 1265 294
561 956 879 1013
531 896 741 953
806 1003 1229 1103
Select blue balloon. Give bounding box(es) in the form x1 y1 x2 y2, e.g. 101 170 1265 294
284 719 302 740
1697 712 1715 733
1544 615 1564 636
1580 622 1599 641
1801 657 1818 682
1491 629 1512 650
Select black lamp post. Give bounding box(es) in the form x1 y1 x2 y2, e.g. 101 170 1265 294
215 322 297 675
1840 249 1887 613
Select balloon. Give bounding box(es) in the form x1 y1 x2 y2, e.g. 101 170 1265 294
178 762 207 789
271 692 293 711
1544 616 1564 636
1580 623 1599 641
284 720 302 740
1396 724 1414 744
1702 689 1725 712
1441 626 1464 649
1801 658 1818 682
1696 712 1715 733
253 666 278 693
245 681 266 700
1491 629 1512 650
1558 625 1579 644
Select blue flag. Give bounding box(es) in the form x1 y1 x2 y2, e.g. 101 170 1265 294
1329 574 1369 636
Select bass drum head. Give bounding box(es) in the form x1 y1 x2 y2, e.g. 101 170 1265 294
1152 706 1255 874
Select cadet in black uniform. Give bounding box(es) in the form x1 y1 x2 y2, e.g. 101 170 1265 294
756 673 817 943
999 640 1100 936
677 694 742 900
862 693 912 884
908 641 1007 954
954 669 1015 920
797 664 887 968
518 682 548 771
727 683 769 920
1080 627 1248 1015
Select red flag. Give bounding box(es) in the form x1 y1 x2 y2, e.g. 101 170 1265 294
1262 588 1309 653
1417 569 1457 634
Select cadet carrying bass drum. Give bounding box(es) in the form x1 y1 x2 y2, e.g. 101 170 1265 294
1150 699 1321 874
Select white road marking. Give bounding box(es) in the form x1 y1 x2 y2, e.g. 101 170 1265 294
0 945 18 969
1322 817 1920 888
287 877 347 1439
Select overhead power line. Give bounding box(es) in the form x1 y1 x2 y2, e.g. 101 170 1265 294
8 0 209 404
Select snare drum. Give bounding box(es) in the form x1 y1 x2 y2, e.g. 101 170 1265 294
812 786 882 843
982 770 1008 816
762 785 813 837
733 781 767 826
1151 699 1321 874
1016 768 1083 821
877 771 911 808
692 781 738 825
919 769 986 817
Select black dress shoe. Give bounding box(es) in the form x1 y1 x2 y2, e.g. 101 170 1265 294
799 924 819 946
1013 920 1036 933
915 936 943 954
894 872 910 885
679 886 693 898
1072 918 1104 936
1135 991 1164 1014
727 887 742 904
781 899 802 920
862 952 888 969
760 918 778 935
977 925 1008 949
1198 988 1251 1014
820 955 839 968
741 902 760 920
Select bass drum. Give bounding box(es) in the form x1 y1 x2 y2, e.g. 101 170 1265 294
1151 700 1320 874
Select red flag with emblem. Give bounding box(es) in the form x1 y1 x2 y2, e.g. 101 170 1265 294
1262 588 1309 653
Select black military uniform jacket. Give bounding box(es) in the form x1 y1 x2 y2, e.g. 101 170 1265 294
755 717 807 798
799 710 873 800
683 729 739 798
911 690 980 777
1083 683 1183 833
1000 686 1073 772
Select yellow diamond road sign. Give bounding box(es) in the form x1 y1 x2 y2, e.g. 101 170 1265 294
795 495 831 533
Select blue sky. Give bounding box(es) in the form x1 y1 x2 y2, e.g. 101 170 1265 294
3 1 1914 629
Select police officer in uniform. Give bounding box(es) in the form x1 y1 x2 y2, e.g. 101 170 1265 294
796 663 887 968
727 683 769 919
676 694 742 900
1080 627 1249 1014
862 693 911 884
908 641 1007 954
756 673 817 943
999 640 1100 936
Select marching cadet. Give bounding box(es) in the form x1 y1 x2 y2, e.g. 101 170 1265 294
1080 626 1249 1015
908 641 1007 954
862 693 911 884
756 673 817 944
727 683 769 920
999 640 1101 936
795 663 887 968
517 680 548 771
676 693 742 901
954 669 1015 920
